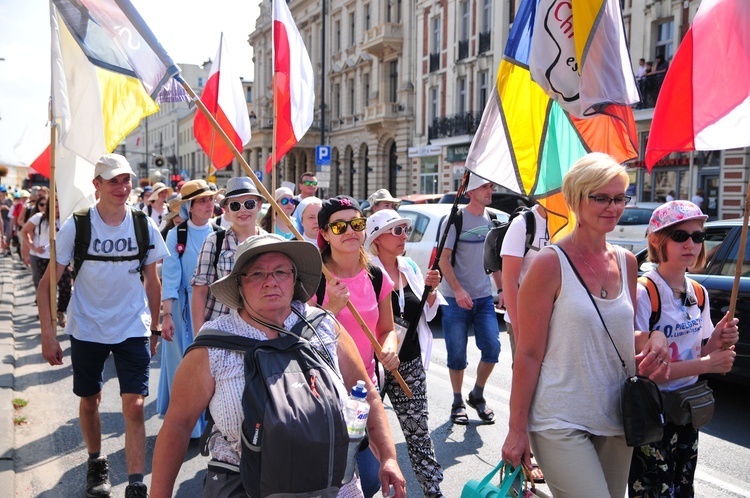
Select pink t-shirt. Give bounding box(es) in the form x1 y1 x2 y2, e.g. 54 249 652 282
320 267 394 382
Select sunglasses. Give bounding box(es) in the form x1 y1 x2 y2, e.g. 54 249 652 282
302 180 318 187
38 203 47 208
669 230 706 244
325 217 367 235
279 197 298 206
228 199 258 212
387 225 412 237
587 194 632 206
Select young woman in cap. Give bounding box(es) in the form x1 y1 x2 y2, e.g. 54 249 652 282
314 195 399 497
157 180 218 437
191 177 266 334
365 209 445 498
628 201 738 498
260 186 299 239
151 234 406 498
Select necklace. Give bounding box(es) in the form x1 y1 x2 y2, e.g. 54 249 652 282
571 233 611 298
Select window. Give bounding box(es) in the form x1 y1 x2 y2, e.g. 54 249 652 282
364 73 371 106
431 16 441 53
349 78 355 115
349 12 356 46
460 1 469 42
334 20 341 52
246 87 252 103
429 86 439 122
334 83 341 118
364 3 371 30
478 71 489 110
482 0 492 33
389 60 398 103
387 0 393 23
419 159 440 195
655 19 674 61
457 77 466 114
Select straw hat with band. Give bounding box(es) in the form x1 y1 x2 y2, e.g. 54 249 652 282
364 209 412 252
175 179 217 207
221 177 267 207
367 189 401 211
149 182 173 201
210 234 323 309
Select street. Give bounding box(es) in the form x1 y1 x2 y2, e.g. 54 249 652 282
6 256 750 497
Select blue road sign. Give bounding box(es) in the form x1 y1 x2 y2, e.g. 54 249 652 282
316 145 331 166
254 170 263 181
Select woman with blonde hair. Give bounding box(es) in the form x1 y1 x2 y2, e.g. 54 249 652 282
502 152 671 497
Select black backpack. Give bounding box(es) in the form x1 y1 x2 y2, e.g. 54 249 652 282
483 206 536 274
450 208 498 267
187 307 348 498
72 207 153 280
314 264 383 305
174 220 225 264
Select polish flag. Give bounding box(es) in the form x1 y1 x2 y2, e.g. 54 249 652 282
194 34 251 170
265 0 315 174
645 0 750 169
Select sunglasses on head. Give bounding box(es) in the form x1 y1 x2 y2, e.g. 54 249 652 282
302 180 318 187
325 217 367 235
669 230 706 244
228 199 258 212
279 197 298 206
387 225 412 237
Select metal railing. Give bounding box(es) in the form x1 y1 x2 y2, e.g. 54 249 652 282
478 32 491 54
427 111 483 140
429 52 440 73
458 40 469 61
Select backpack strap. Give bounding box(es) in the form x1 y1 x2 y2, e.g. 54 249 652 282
72 208 92 279
522 208 536 253
638 276 661 331
131 208 154 279
687 278 706 312
450 209 464 267
176 220 188 258
212 226 227 272
314 267 383 304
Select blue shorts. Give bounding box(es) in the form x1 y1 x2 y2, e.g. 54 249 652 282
70 336 150 398
441 296 500 370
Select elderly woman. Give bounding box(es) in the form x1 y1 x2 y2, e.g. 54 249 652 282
157 180 219 437
501 152 670 497
151 234 406 498
191 177 266 333
365 209 445 498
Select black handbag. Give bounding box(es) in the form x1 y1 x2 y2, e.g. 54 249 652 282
559 247 665 447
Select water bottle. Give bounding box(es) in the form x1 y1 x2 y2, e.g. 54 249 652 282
342 380 370 483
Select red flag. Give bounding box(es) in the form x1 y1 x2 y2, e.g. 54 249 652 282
646 0 750 169
194 34 252 170
30 145 51 179
265 0 315 174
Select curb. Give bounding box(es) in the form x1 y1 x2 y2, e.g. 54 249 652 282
0 255 17 494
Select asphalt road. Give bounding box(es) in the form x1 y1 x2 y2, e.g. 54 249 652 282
9 266 750 497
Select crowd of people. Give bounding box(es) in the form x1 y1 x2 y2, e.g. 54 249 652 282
0 149 737 498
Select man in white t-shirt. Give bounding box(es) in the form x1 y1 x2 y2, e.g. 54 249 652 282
37 154 169 498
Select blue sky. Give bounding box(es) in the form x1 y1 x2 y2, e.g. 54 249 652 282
0 0 260 168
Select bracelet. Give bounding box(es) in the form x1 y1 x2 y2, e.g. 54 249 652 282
497 289 503 295
162 312 173 317
151 329 161 336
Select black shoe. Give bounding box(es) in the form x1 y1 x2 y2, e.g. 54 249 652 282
86 456 112 498
125 482 149 498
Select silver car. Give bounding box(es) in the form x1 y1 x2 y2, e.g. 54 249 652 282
607 203 663 253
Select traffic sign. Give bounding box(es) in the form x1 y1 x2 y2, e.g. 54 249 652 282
254 170 263 181
316 145 331 167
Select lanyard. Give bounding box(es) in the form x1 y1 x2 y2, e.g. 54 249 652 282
396 272 405 318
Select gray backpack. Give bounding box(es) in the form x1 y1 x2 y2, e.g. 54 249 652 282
187 307 349 498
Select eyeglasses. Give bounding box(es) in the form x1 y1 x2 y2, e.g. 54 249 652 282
587 194 631 206
302 180 318 187
228 199 258 212
669 230 706 244
240 268 295 284
324 217 367 235
387 225 412 237
279 197 298 206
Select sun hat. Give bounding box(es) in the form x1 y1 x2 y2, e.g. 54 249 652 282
647 200 708 234
19 189 30 198
175 179 217 206
94 153 135 180
149 182 174 201
210 234 323 309
275 186 295 201
367 189 401 211
364 209 412 252
164 197 184 221
316 196 363 249
466 172 491 192
0 185 7 192
221 176 267 206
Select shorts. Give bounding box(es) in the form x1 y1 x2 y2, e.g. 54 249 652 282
70 336 150 398
441 295 500 370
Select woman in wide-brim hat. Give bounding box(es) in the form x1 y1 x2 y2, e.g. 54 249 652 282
151 234 407 498
157 179 218 437
191 176 267 334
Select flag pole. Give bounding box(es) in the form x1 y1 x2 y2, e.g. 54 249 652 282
177 75 412 397
47 98 58 331
726 184 750 335
270 17 278 234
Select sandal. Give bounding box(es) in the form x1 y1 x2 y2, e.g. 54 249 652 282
450 403 469 425
466 392 495 424
529 461 545 484
56 312 67 328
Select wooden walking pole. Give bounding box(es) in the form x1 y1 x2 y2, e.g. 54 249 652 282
178 76 412 397
725 184 750 349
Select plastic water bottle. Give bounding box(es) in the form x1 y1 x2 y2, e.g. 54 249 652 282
342 380 370 483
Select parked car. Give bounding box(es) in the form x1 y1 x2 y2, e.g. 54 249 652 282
608 202 662 253
439 190 533 216
635 219 750 386
399 193 443 205
398 204 509 304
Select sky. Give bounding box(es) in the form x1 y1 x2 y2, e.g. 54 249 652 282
0 0 261 168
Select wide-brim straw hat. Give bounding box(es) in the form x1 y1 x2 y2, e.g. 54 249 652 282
149 182 174 201
175 179 217 207
210 234 322 309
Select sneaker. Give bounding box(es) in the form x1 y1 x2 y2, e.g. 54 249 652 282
86 456 112 498
125 482 149 498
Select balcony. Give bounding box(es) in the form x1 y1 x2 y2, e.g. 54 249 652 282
363 103 400 129
636 72 665 109
428 111 483 140
478 31 491 54
429 52 440 73
361 23 403 58
457 40 469 61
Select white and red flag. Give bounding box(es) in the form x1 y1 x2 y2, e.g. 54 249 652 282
265 0 315 174
645 0 750 168
194 34 252 170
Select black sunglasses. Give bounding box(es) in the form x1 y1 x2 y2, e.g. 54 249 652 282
279 197 298 206
228 199 258 212
669 230 706 244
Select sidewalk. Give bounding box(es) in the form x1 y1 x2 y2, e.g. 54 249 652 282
0 253 27 494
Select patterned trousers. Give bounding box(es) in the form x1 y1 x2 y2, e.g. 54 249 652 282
383 355 443 496
628 422 699 498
